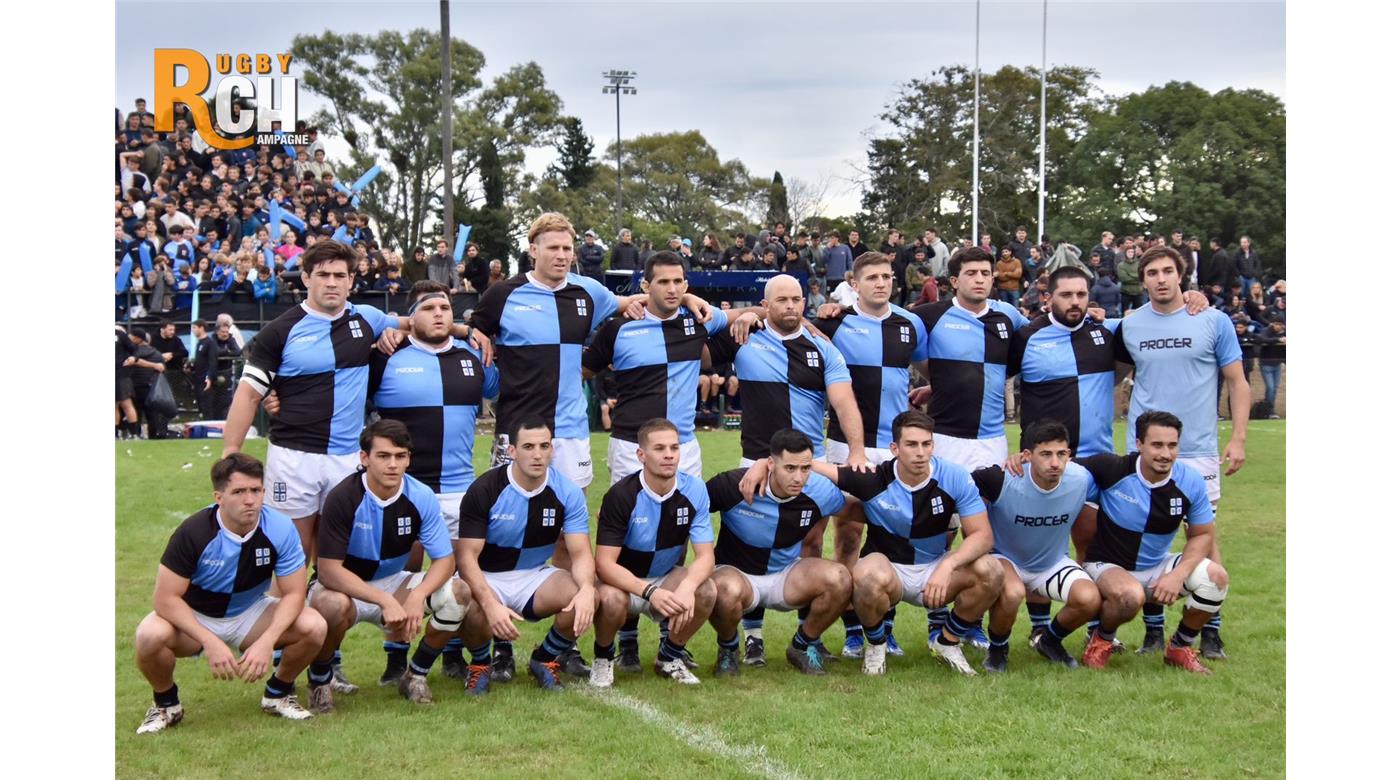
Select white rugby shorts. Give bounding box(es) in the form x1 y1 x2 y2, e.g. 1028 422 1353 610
1177 456 1222 504
607 437 702 487
990 554 1091 602
310 570 424 631
265 443 360 520
823 440 895 467
932 432 1008 472
718 562 798 613
193 595 278 649
484 566 566 619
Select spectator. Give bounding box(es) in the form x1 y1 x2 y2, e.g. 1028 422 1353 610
914 265 940 305
1007 225 1032 262
1090 267 1122 318
822 232 854 293
756 246 780 272
578 229 606 282
1091 230 1116 268
427 237 455 287
1234 235 1260 293
1256 316 1286 418
1181 236 1204 291
697 233 725 271
1022 244 1041 284
252 265 279 303
846 229 869 261
1117 244 1143 310
722 232 748 269
637 238 655 268
1265 279 1286 307
485 258 505 289
374 263 405 294
206 319 241 419
150 320 188 372
1202 237 1237 296
126 328 170 439
274 229 304 270
678 237 696 271
1020 270 1050 316
462 242 489 294
829 270 859 307
805 277 828 318
611 228 641 271
351 257 375 293
730 247 757 271
783 245 811 276
403 245 429 284
903 247 929 304
926 228 950 279
797 232 824 278
994 247 1023 306
147 255 177 313
214 312 245 351
223 256 255 302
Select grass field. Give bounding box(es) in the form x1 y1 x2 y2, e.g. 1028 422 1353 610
115 422 1285 778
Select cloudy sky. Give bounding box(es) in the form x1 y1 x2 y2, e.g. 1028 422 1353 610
116 0 1285 216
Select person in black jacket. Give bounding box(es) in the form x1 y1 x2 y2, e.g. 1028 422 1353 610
127 329 171 438
1201 237 1237 296
578 229 606 283
1255 316 1285 418
610 229 641 271
462 242 490 294
189 319 217 419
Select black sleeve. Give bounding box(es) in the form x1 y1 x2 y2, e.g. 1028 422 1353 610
813 310 844 340
834 467 888 501
706 470 745 514
158 521 200 578
706 328 740 364
1075 454 1132 489
468 278 509 338
1007 329 1028 378
595 485 634 547
367 347 392 402
970 466 1007 503
316 483 358 560
582 317 621 373
1111 324 1133 366
910 301 942 333
458 474 499 539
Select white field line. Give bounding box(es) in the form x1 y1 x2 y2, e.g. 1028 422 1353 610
576 687 805 780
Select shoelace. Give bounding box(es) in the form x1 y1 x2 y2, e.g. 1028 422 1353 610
467 667 488 689
536 661 562 685
805 645 824 669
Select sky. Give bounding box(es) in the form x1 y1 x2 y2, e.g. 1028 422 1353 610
115 0 1285 218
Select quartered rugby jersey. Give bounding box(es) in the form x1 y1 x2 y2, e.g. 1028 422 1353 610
1009 314 1120 456
468 272 618 441
458 464 590 573
972 463 1091 572
1078 453 1213 571
912 298 1029 440
708 327 852 461
708 468 845 575
1113 306 1242 459
370 336 499 494
582 306 729 444
814 304 928 450
160 505 304 618
596 471 714 579
318 471 452 582
242 301 398 455
836 458 985 565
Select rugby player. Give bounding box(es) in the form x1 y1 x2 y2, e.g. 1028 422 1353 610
811 251 930 660
134 454 325 733
739 412 1000 677
592 419 717 686
1113 246 1247 658
1076 412 1229 674
972 420 1099 672
306 420 457 712
454 417 597 692
706 429 851 677
706 273 867 664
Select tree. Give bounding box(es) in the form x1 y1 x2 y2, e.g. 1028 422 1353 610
290 29 563 254
549 116 597 191
859 65 1104 247
1058 83 1286 271
765 171 791 228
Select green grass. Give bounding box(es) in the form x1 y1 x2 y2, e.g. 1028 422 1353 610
116 423 1285 778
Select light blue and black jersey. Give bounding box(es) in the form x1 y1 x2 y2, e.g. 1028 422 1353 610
369 337 499 493
241 301 398 455
1079 453 1214 571
707 327 852 461
458 464 590 572
596 471 714 579
708 469 846 575
582 307 729 443
835 458 985 565
912 298 1030 439
972 463 1091 572
1009 314 1121 456
160 505 305 618
813 304 928 450
468 273 618 441
317 471 453 582
1113 306 1242 459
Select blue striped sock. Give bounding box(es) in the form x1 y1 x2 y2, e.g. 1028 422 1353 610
409 640 443 676
790 629 816 652
1206 614 1222 630
718 634 740 652
1027 602 1052 630
945 611 976 639
864 622 887 645
468 643 491 664
308 660 333 686
989 630 1010 649
331 649 343 666
1142 603 1166 629
539 628 571 660
658 638 686 662
842 610 862 637
1048 616 1073 642
927 607 949 632
618 629 640 644
443 637 464 656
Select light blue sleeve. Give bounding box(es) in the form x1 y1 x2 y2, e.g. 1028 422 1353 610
416 487 454 560
271 513 306 576
359 304 397 337
704 307 730 336
948 467 987 517
562 480 590 535
1214 312 1242 368
906 310 929 362
809 473 847 516
820 337 851 385
686 478 715 545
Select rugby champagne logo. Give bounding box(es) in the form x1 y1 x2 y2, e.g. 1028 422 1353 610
153 49 299 151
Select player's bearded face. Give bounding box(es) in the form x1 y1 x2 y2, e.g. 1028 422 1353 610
1030 443 1070 483
1050 284 1088 326
306 261 349 312
1138 429 1179 477
411 299 453 342
645 270 687 313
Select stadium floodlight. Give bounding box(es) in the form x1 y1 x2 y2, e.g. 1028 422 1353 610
602 70 638 238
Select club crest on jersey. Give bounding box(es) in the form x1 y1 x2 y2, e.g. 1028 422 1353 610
460 359 475 377
348 320 364 339
1091 330 1105 346
683 318 696 336
804 351 820 368
930 495 945 514
272 482 287 502
254 547 271 566
396 516 412 535
574 299 589 317
1169 497 1183 516
995 322 1008 339
899 325 911 343
799 509 814 527
676 506 691 526
541 507 557 527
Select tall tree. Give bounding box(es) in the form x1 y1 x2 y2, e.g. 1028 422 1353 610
859 65 1104 247
291 29 563 253
549 116 597 191
765 171 791 228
